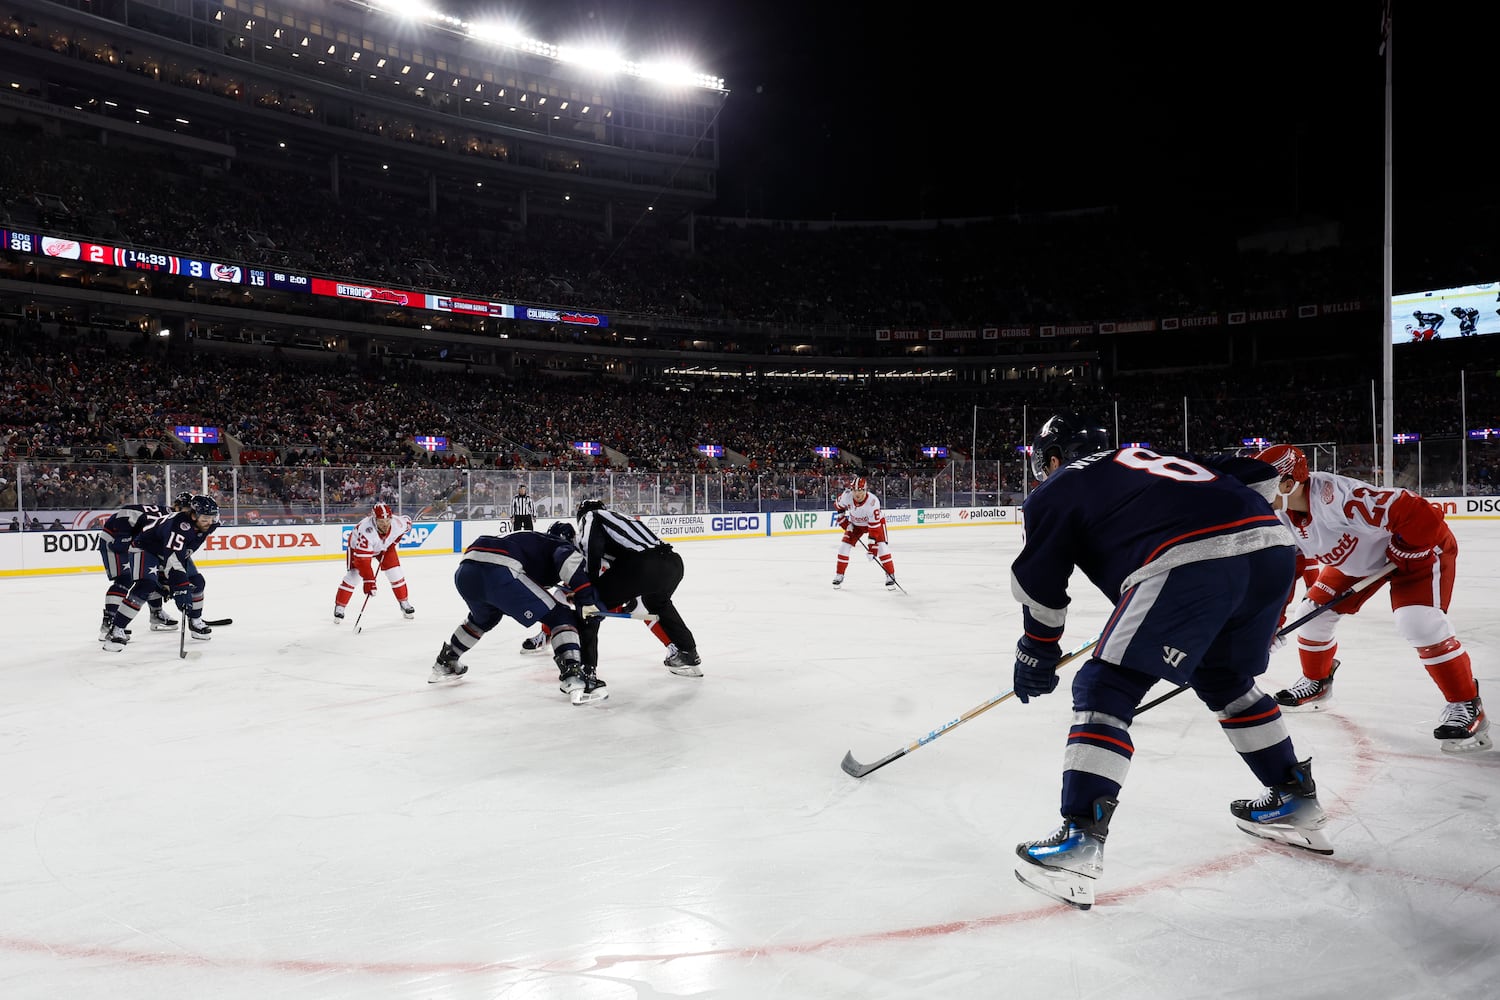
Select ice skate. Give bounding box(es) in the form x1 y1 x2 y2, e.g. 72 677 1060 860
884 577 897 590
1273 660 1338 712
570 664 609 706
188 618 213 641
149 605 178 631
429 643 467 683
1014 797 1117 911
333 605 346 623
663 645 703 678
1230 758 1333 854
831 574 844 588
400 601 416 620
101 625 130 653
98 610 114 642
520 632 549 653
1434 687 1492 754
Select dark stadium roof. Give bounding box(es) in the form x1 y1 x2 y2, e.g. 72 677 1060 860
450 1 1484 230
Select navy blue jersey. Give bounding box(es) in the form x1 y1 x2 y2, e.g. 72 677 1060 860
1012 448 1291 640
134 511 216 564
462 531 590 593
100 504 168 547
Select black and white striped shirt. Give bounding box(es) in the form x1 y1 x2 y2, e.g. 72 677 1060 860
578 507 667 577
511 493 535 517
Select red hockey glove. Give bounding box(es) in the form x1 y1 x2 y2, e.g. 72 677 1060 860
363 578 378 595
836 514 850 531
1386 539 1434 575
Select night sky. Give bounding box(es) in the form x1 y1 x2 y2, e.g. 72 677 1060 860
441 3 1479 230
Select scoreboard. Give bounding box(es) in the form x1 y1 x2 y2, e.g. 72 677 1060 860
1 227 608 328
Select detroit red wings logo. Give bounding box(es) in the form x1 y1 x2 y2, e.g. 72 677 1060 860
1320 481 1335 504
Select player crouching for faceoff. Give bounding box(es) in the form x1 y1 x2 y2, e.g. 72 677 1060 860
102 494 220 650
431 521 608 705
1255 444 1490 753
831 477 896 588
1010 413 1332 911
335 502 416 622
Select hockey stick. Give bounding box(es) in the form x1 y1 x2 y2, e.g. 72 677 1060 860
203 617 233 627
1133 562 1399 716
179 610 187 659
583 606 662 623
351 593 372 632
863 539 907 594
841 632 1102 778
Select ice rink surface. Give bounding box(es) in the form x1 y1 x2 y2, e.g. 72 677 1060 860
2 522 1498 999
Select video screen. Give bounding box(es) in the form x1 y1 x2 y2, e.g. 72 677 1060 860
1392 282 1498 343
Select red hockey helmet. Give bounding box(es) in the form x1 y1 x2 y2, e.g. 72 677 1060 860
1254 444 1308 483
372 502 393 520
852 477 868 493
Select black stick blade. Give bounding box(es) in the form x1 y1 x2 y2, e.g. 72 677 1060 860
841 748 902 778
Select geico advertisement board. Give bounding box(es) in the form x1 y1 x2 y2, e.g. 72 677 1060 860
0 522 456 576
639 513 769 539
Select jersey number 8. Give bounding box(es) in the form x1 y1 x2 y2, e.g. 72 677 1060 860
1113 448 1216 483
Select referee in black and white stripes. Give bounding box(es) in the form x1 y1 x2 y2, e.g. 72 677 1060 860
574 499 702 676
510 485 535 532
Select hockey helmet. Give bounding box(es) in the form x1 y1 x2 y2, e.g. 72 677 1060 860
851 477 868 494
1031 412 1112 481
188 494 220 522
1253 444 1309 484
576 498 606 523
546 521 576 543
173 491 194 511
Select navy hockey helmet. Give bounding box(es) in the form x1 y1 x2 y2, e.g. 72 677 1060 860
173 491 194 511
188 494 220 522
1031 412 1111 481
575 498 606 523
547 521 576 543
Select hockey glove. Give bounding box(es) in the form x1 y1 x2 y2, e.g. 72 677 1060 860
172 582 195 612
836 514 850 531
362 578 378 595
1386 539 1433 575
1013 635 1063 704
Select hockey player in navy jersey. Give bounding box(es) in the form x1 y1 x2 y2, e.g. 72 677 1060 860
431 521 606 704
1010 413 1332 910
96 491 192 639
101 495 220 651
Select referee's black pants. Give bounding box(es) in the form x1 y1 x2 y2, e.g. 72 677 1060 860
579 546 696 666
511 515 534 532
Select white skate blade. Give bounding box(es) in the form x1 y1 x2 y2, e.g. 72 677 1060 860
149 621 177 632
1013 862 1095 910
570 688 609 706
558 677 585 696
1440 731 1493 754
666 662 703 678
1234 818 1334 855
428 667 466 684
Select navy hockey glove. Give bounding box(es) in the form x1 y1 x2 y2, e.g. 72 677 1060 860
1013 635 1063 704
172 582 195 612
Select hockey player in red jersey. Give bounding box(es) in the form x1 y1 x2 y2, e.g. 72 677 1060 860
335 502 416 622
1255 444 1490 753
831 478 897 589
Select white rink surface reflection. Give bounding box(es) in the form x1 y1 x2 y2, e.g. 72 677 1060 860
3 522 1498 999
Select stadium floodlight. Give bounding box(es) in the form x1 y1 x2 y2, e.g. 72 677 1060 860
556 44 629 77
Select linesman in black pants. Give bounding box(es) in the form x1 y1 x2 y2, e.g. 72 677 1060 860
574 499 702 677
510 484 535 533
